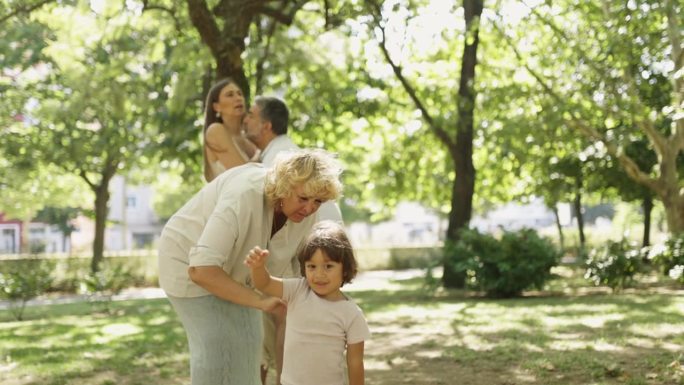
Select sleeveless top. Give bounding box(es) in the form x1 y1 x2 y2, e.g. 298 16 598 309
208 135 259 180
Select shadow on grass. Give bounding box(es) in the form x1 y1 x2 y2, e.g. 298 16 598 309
0 298 188 385
351 272 684 385
1 271 682 385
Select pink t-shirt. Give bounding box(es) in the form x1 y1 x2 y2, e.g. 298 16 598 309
280 278 370 385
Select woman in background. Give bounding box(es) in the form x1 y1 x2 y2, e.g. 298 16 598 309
202 78 259 182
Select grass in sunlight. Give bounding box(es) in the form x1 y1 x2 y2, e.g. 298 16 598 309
437 295 684 385
0 299 188 385
1 268 683 385
350 267 684 385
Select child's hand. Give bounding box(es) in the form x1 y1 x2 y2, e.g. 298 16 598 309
260 296 286 315
244 246 269 269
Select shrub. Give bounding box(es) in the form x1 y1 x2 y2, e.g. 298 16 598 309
0 259 53 320
445 228 560 298
422 259 445 295
80 263 134 312
29 241 46 254
0 253 156 293
647 234 684 285
584 239 644 291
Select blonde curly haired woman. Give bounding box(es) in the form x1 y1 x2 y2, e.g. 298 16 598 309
158 149 343 385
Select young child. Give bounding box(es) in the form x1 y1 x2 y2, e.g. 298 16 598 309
244 220 370 385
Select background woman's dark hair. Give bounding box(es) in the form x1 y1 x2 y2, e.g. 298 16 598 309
297 221 358 286
202 78 242 182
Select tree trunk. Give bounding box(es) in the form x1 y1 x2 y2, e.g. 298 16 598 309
662 194 684 235
442 0 483 289
552 204 565 251
65 232 72 256
20 217 30 253
186 0 258 103
642 196 653 247
91 181 110 273
573 177 585 250
82 162 117 273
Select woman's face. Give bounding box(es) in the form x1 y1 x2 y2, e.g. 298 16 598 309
280 184 325 223
213 83 245 119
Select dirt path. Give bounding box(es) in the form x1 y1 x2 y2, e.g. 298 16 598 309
0 268 427 310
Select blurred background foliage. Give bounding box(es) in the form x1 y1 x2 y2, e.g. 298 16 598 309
1 0 682 280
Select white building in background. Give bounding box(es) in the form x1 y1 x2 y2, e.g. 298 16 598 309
347 199 560 247
2 181 561 255
347 202 446 247
0 215 21 253
470 198 557 232
106 175 162 250
28 223 70 253
0 176 162 254
0 213 70 254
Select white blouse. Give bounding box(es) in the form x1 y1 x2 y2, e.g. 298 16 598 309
158 163 317 298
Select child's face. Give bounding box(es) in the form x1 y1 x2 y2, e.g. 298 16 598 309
304 249 344 301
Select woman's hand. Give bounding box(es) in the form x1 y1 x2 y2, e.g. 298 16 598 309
244 246 269 269
260 296 287 315
188 265 276 310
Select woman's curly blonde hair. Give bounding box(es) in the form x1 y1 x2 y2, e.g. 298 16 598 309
264 149 343 205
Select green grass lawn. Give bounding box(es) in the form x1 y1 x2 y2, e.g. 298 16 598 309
1 268 683 385
0 299 188 385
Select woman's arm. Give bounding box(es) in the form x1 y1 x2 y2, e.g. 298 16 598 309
347 341 365 385
205 123 248 169
244 246 284 298
188 265 283 312
234 135 260 161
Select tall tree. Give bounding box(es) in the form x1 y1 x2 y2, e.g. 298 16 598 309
363 0 483 287
0 8 89 253
493 0 684 234
592 139 660 247
3 2 188 271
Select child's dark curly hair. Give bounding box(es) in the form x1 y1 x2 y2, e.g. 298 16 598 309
297 220 358 286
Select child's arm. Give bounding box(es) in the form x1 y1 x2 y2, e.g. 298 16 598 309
244 246 284 298
346 341 365 385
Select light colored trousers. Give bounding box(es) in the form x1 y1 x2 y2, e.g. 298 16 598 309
168 295 263 385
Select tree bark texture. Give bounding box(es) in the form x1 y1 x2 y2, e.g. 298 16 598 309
573 176 585 250
83 162 117 274
186 0 307 102
642 196 652 247
186 0 255 101
553 205 565 251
